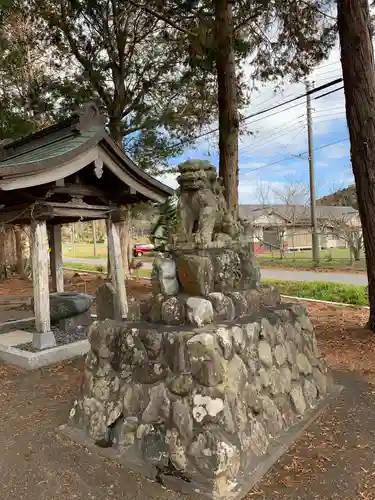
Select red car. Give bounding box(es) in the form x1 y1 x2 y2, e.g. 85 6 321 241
133 243 155 257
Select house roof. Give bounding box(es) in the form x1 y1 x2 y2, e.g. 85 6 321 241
240 204 358 224
0 103 174 202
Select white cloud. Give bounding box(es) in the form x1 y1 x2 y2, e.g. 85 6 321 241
158 172 178 189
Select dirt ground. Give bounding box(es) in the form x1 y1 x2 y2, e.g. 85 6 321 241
1 277 375 499
0 272 152 301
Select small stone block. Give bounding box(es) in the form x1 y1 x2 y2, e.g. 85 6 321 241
32 331 56 350
96 283 119 321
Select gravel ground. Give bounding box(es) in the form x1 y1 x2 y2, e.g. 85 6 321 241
16 325 87 352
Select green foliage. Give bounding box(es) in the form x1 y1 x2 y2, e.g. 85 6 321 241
150 193 179 250
0 0 337 175
149 0 336 83
264 279 369 306
32 0 219 173
65 263 107 273
0 1 62 139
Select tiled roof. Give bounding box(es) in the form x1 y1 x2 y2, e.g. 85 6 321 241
0 102 173 200
0 128 99 167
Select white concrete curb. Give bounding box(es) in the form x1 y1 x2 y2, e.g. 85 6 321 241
281 294 369 309
0 339 90 370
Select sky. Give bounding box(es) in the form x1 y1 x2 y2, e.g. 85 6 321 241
159 44 351 205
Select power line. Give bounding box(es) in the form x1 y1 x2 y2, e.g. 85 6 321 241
316 61 341 69
258 125 307 162
312 117 347 125
173 78 343 149
312 106 345 113
313 112 346 119
241 78 342 122
239 121 306 154
313 75 342 84
239 138 349 175
313 68 343 77
244 102 305 127
312 137 349 153
240 110 346 156
315 86 344 100
237 111 346 156
281 125 307 151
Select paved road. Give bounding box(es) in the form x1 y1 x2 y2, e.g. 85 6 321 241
261 268 368 286
63 256 367 285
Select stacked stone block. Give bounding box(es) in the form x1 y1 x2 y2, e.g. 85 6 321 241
69 303 331 499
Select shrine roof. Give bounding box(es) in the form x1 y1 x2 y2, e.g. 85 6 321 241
0 103 173 202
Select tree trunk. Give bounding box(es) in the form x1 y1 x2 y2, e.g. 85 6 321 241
15 225 29 279
337 0 375 329
214 0 239 216
107 116 133 279
108 116 123 148
0 229 7 281
352 246 361 261
119 206 132 278
92 220 97 257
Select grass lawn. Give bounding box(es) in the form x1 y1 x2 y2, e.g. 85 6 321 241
264 278 368 306
62 241 155 261
63 262 107 273
257 247 366 271
63 243 107 259
63 262 151 278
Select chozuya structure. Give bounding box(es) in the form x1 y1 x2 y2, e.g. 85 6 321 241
0 103 173 349
67 160 335 499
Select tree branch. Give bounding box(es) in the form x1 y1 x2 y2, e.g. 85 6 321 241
298 0 336 21
56 2 112 107
127 0 196 36
234 5 267 31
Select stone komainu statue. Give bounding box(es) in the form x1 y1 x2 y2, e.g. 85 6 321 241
177 160 238 245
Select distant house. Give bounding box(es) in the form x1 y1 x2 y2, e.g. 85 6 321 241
239 204 362 253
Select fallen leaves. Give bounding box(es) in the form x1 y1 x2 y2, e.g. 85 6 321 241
303 301 375 384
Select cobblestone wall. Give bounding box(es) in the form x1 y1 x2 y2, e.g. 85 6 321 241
69 303 332 499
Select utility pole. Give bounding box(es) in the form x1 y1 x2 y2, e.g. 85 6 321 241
306 80 320 264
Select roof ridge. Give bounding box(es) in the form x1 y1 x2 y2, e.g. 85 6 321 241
0 103 106 162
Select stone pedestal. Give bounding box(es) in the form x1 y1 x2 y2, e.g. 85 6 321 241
32 330 56 350
172 242 260 296
68 303 334 499
142 243 265 329
65 163 336 499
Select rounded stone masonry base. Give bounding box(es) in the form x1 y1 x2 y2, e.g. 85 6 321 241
67 303 334 499
143 284 281 326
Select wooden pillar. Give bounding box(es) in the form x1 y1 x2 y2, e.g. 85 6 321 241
31 220 55 350
107 218 128 319
48 224 64 293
